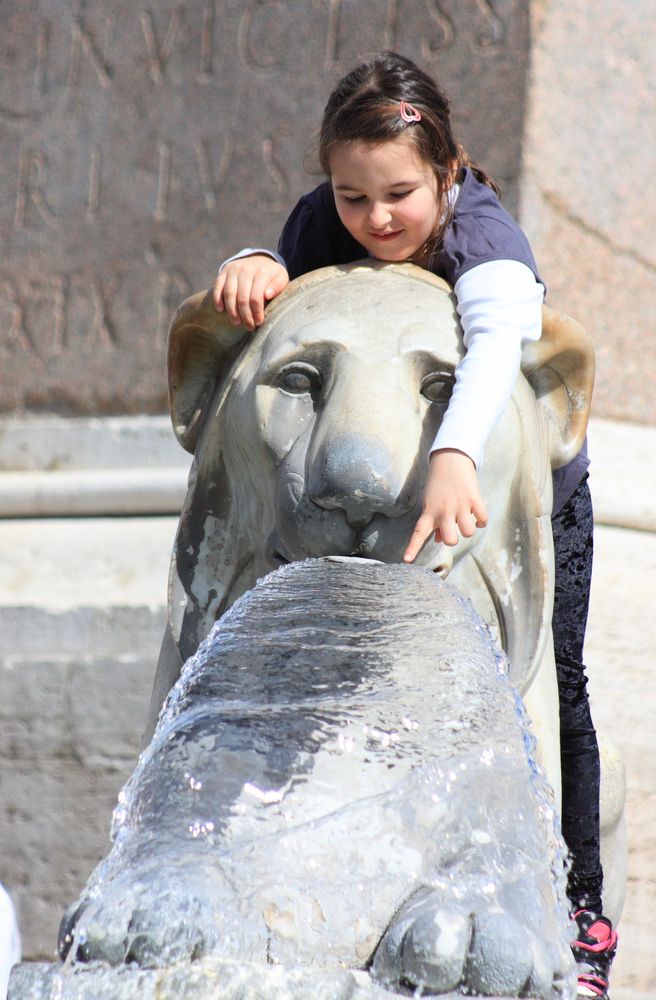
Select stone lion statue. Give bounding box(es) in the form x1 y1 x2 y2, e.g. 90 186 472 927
146 260 623 915
53 262 626 999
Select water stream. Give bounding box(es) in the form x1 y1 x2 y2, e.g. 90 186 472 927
52 558 574 997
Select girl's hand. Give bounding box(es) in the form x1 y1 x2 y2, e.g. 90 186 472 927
213 254 289 330
403 449 488 561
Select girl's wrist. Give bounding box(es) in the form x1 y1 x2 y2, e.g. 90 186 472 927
217 248 286 275
430 447 476 467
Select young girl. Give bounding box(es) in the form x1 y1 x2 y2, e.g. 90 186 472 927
213 51 617 998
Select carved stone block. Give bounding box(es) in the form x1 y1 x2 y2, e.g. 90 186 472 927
0 0 529 414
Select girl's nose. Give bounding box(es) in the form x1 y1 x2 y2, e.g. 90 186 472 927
368 201 392 229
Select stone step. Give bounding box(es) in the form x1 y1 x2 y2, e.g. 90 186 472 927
10 958 653 1000
0 416 654 529
8 959 523 1000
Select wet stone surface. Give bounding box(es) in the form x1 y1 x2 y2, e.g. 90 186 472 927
47 560 572 997
0 0 529 414
8 959 522 1000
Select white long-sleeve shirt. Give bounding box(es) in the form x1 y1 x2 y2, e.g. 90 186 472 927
432 259 544 467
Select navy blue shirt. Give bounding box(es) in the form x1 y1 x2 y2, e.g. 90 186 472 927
278 168 542 286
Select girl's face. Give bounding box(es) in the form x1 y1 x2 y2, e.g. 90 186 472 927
329 134 441 264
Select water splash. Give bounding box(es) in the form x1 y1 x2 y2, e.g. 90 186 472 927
59 559 574 996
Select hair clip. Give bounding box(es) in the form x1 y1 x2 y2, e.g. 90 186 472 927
399 101 422 123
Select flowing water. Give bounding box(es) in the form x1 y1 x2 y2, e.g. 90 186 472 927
51 558 574 997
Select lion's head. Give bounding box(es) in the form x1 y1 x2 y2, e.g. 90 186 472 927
166 261 593 695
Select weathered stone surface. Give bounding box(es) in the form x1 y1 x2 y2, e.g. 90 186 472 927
585 525 656 995
0 605 164 657
521 0 656 425
0 603 163 957
1 760 129 959
9 959 512 1000
0 415 187 471
0 0 529 415
69 656 155 764
0 658 70 760
0 520 174 614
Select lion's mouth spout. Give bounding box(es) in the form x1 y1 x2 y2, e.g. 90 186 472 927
268 538 382 567
270 546 376 566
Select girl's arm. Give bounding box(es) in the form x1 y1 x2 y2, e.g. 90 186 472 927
213 249 289 330
213 183 361 327
432 259 544 466
404 259 544 559
218 247 286 271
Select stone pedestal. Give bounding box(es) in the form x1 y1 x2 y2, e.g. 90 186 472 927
521 0 656 425
8 959 520 1000
0 0 529 415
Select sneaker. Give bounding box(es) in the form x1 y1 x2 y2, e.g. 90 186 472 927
571 909 618 998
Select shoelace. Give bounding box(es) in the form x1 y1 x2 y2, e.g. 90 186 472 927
572 911 618 999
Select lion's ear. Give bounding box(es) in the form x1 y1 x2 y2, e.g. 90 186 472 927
521 305 595 469
167 289 249 453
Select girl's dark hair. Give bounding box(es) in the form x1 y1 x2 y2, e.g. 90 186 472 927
319 52 499 255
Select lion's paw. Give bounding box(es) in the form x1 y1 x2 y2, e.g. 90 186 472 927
58 864 226 967
372 888 572 997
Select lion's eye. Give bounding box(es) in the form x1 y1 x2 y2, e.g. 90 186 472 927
421 371 455 404
276 363 321 396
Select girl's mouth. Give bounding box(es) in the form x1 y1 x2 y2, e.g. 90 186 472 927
369 230 402 241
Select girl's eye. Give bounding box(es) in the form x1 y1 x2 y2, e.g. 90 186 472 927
342 194 365 204
276 363 322 396
391 190 412 200
420 371 455 404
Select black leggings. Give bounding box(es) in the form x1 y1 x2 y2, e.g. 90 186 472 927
551 474 603 913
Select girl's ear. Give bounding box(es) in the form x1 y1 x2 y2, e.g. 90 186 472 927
167 290 249 453
521 305 595 468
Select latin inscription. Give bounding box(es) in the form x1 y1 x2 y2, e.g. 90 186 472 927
6 133 288 226
140 8 183 85
0 271 120 358
195 137 234 210
87 147 101 221
198 3 218 82
473 0 506 48
0 0 526 412
13 149 59 229
422 1 455 56
67 17 113 89
0 0 515 120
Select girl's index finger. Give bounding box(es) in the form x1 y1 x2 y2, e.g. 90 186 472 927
403 513 435 563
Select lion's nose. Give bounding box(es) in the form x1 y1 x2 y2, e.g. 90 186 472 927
307 434 416 525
